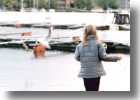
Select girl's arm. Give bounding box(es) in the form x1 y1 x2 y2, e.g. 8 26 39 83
98 43 121 62
74 45 80 61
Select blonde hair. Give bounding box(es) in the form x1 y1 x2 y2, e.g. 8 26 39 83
82 25 98 46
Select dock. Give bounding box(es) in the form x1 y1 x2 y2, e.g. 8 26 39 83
0 27 130 53
0 37 130 53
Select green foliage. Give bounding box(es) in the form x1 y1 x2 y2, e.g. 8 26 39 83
50 0 57 9
0 0 120 11
38 0 49 9
94 0 120 10
0 0 3 6
23 0 33 8
108 0 120 9
74 0 94 10
3 0 17 10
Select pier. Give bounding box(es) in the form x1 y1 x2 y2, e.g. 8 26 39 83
0 36 130 53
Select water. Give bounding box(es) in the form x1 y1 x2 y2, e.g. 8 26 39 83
0 27 130 91
0 48 84 91
0 26 83 38
0 48 130 91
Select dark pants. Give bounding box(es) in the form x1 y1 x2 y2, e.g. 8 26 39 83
83 77 101 91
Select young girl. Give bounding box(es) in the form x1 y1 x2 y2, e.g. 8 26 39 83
75 25 121 91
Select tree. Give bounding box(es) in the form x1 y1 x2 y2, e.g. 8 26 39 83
108 0 120 9
38 0 58 10
94 0 120 10
86 0 93 10
3 0 18 10
23 0 33 8
0 0 3 7
50 0 58 9
74 0 94 10
13 0 20 11
38 0 48 9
